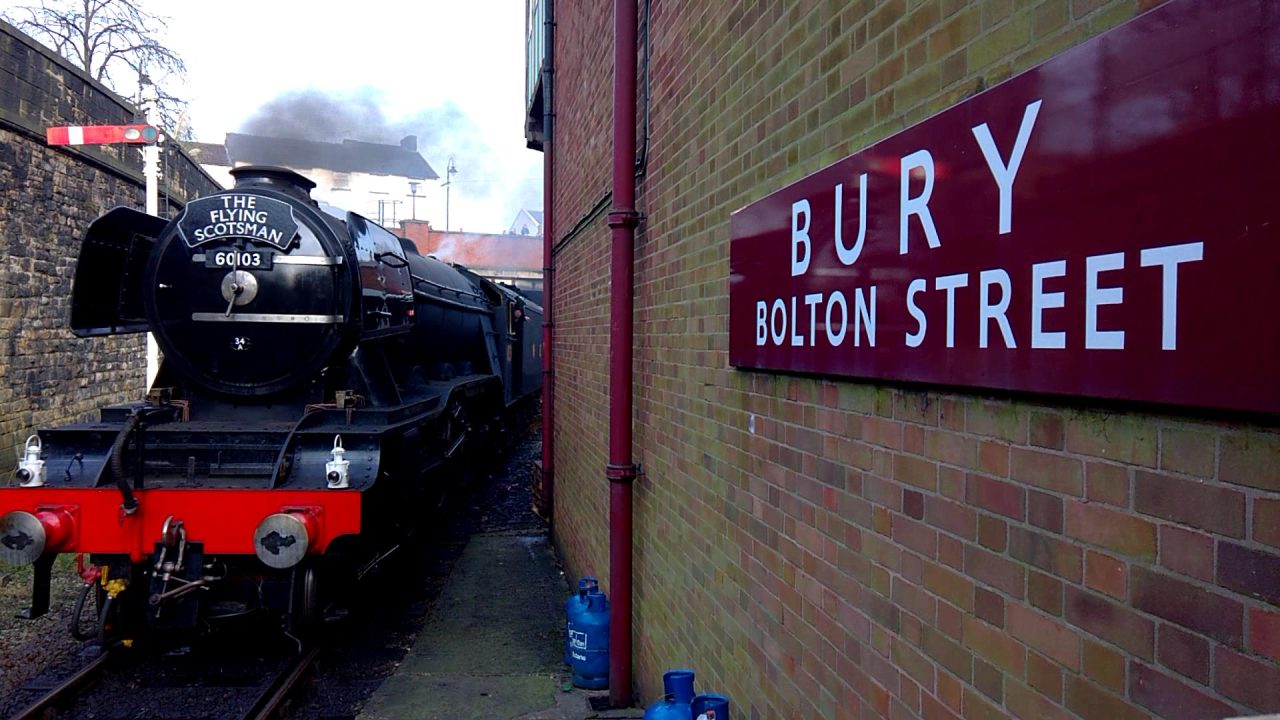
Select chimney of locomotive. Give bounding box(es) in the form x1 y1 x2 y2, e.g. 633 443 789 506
228 165 317 201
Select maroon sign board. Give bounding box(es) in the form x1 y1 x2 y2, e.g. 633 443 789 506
729 0 1280 415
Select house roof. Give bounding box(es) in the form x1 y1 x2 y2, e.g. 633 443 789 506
220 133 438 180
185 142 230 165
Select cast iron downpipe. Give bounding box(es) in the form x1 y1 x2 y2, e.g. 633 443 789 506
607 0 640 707
540 0 556 521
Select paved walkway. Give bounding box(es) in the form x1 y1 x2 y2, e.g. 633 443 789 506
359 532 641 720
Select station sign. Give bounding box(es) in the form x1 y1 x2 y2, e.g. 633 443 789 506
728 0 1280 414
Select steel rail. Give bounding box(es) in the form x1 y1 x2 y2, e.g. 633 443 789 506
243 645 321 720
8 649 112 720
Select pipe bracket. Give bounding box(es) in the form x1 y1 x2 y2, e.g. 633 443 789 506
606 209 642 229
606 463 639 483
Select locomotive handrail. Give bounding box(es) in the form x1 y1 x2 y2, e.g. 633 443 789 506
411 273 488 302
412 288 492 314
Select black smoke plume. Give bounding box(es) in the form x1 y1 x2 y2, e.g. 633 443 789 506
239 88 539 232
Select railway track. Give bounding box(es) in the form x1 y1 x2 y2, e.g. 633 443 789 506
5 641 321 720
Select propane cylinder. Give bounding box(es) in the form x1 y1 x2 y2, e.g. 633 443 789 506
570 589 609 689
664 668 696 704
565 576 599 664
691 694 730 720
644 695 692 720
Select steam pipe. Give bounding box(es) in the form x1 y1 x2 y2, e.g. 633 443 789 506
540 0 556 522
607 0 640 706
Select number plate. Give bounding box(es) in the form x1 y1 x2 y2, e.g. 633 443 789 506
205 250 273 269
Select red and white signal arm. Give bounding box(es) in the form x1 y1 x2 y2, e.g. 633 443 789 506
46 124 159 146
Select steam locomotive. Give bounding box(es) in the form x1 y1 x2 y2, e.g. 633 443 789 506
0 166 541 641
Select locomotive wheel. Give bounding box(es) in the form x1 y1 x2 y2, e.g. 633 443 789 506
289 563 323 633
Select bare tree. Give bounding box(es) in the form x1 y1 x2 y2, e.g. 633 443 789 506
2 0 191 137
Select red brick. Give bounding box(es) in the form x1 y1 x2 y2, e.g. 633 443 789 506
893 636 936 688
939 466 965 501
974 587 1004 628
937 670 964 714
1217 541 1280 605
962 688 1006 720
1009 526 1082 582
1158 524 1214 582
1027 571 1063 616
1007 602 1080 670
925 495 976 539
1027 490 1063 533
905 423 926 454
1084 550 1126 600
904 489 925 519
893 514 939 558
1006 678 1073 720
1130 661 1238 720
1011 447 1083 496
963 615 1026 676
924 561 974 612
924 428 977 468
895 453 939 491
966 401 1025 443
1085 461 1130 507
965 543 1025 598
976 514 1006 551
966 474 1024 520
1134 470 1246 538
1256 497 1280 548
1065 413 1158 467
1215 644 1280 712
1029 411 1064 450
937 599 964 639
1082 639 1126 692
1026 650 1063 701
1131 566 1244 647
1220 431 1280 492
938 533 964 570
1251 606 1280 664
1157 623 1209 685
972 657 1003 703
1065 677 1148 720
1065 500 1156 561
1065 586 1155 660
923 625 972 682
1159 426 1216 478
977 441 1008 477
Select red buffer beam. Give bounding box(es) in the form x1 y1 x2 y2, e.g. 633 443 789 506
47 124 158 146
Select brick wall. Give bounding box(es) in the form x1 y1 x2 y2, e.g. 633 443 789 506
0 21 220 469
550 0 1280 718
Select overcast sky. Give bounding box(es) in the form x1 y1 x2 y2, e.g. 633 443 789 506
36 0 544 233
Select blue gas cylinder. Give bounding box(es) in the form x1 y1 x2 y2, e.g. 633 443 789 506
644 695 693 720
565 577 599 664
664 668 696 704
691 694 730 720
570 589 609 689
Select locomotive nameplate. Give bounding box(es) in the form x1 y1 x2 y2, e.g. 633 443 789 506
178 194 299 250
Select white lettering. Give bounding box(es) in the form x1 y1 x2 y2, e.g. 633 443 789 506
805 293 823 346
899 150 940 255
972 99 1042 235
935 273 969 348
1140 241 1204 350
791 199 811 276
790 296 803 346
979 269 1016 348
905 279 927 347
770 299 786 345
1086 252 1125 350
836 174 869 266
1031 260 1067 349
855 286 877 347
825 291 847 346
756 301 768 346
